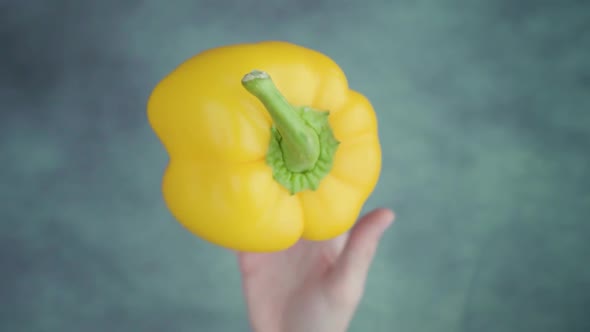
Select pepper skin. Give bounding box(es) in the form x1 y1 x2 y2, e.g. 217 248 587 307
147 41 381 252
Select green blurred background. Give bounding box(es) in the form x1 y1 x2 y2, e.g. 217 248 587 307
2 0 589 331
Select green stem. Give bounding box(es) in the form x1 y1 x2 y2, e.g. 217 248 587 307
242 70 320 173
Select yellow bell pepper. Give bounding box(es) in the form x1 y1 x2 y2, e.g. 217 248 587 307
147 41 382 252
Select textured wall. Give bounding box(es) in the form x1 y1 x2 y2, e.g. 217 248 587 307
2 0 589 331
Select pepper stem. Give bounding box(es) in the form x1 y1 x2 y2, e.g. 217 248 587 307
242 70 320 173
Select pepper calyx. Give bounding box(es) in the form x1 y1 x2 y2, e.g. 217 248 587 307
242 70 340 194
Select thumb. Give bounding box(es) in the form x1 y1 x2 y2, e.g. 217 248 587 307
325 208 394 301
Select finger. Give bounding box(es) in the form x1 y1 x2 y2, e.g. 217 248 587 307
337 208 394 278
325 231 349 263
236 251 272 276
325 208 394 300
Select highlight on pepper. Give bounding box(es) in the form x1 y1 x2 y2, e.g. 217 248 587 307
147 41 382 252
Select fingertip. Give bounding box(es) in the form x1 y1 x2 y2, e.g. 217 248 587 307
364 208 395 226
376 210 394 236
380 208 395 224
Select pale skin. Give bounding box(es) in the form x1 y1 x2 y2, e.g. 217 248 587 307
237 208 395 332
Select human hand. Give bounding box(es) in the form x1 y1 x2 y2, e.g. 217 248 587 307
237 208 394 332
